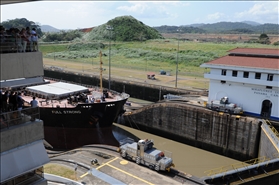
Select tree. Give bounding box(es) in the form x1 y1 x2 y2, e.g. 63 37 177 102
259 33 270 44
1 18 42 37
42 30 82 42
259 33 269 40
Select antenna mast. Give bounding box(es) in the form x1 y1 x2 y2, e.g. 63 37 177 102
99 51 103 93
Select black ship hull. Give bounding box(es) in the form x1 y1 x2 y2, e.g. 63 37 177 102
40 98 128 149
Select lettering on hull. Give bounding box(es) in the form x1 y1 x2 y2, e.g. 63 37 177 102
51 110 82 114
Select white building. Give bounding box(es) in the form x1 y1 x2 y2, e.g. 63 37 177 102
200 48 279 121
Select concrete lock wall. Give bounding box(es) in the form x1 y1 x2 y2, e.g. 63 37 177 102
1 120 44 153
123 103 261 161
0 52 44 80
124 103 260 160
258 123 279 159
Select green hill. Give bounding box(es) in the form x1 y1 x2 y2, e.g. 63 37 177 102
83 15 163 42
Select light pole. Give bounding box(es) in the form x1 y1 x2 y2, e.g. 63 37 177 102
106 25 113 90
175 29 181 88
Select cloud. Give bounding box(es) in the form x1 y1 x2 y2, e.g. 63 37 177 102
114 1 191 26
117 2 149 13
234 2 278 23
116 1 189 17
206 12 225 21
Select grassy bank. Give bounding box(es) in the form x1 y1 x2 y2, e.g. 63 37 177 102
40 39 277 89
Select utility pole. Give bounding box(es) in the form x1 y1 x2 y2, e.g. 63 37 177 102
175 29 181 88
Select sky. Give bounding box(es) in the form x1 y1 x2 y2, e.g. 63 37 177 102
1 1 278 30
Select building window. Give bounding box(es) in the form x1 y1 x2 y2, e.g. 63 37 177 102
267 74 273 81
243 71 249 78
221 69 227 76
221 80 226 84
232 70 238 77
255 73 261 79
266 86 272 89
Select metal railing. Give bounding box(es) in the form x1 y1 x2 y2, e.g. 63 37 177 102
0 107 40 130
0 35 40 54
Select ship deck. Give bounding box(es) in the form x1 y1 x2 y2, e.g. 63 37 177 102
22 81 126 108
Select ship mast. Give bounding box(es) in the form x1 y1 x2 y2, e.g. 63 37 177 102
99 50 103 93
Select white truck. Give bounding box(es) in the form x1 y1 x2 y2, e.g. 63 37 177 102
206 97 243 114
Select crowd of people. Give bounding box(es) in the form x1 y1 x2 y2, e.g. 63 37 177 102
0 25 38 53
0 89 40 125
0 90 25 113
0 90 38 114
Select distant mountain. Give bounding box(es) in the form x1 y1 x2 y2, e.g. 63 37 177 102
198 22 278 34
241 21 261 26
41 25 60 33
154 22 279 34
153 25 206 34
187 23 205 27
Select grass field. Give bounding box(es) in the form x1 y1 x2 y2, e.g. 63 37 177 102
40 38 278 90
44 163 76 180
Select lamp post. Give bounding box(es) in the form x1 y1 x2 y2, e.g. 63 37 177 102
175 29 181 88
106 25 113 90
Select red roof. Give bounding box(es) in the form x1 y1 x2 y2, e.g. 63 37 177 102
206 56 279 70
228 48 279 56
79 27 94 33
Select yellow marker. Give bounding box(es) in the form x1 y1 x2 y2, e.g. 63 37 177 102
80 171 89 178
96 157 118 170
120 160 128 165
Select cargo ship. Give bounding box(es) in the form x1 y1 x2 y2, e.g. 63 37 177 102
1 50 129 149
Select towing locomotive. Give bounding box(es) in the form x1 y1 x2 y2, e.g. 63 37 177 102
206 97 243 114
119 139 174 172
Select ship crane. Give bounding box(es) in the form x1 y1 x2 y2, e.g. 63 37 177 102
99 50 103 93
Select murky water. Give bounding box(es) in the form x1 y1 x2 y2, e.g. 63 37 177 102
113 123 240 178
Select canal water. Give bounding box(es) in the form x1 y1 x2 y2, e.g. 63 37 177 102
113 123 240 178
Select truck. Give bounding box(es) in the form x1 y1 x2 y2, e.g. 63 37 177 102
159 70 166 75
206 97 243 114
119 139 174 172
147 73 156 80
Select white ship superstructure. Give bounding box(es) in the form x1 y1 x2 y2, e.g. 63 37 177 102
200 48 279 121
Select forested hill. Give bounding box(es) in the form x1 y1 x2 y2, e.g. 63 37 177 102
154 22 279 34
84 15 163 42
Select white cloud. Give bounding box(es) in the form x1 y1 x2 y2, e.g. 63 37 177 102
206 12 225 21
234 2 278 23
117 2 149 13
116 1 189 17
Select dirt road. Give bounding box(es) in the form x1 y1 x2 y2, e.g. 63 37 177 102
43 58 209 90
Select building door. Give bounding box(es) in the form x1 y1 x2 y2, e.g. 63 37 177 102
261 100 272 118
